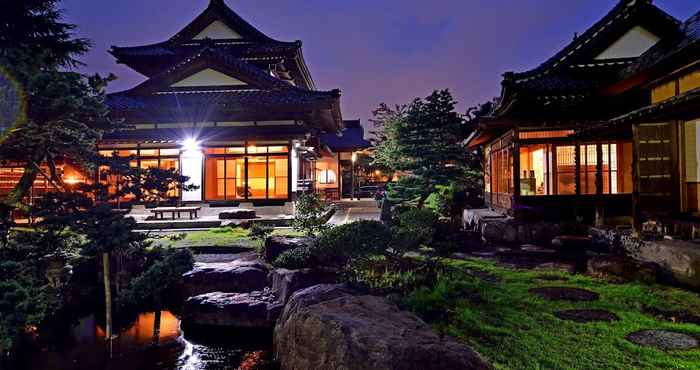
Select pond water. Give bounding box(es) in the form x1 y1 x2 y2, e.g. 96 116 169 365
17 311 275 370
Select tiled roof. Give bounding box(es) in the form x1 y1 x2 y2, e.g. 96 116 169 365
109 0 315 88
111 40 300 59
510 0 678 84
124 47 296 94
103 124 309 142
490 0 680 117
107 89 339 112
320 120 371 152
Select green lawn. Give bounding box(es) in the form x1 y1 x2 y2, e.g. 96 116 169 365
405 258 700 370
149 227 305 249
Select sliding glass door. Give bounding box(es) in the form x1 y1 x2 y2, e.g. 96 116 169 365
204 146 290 201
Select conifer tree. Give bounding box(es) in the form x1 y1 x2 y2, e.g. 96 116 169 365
389 89 468 207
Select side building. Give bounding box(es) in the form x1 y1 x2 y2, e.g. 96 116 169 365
468 0 699 228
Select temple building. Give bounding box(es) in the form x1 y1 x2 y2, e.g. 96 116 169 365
98 0 367 205
468 0 699 227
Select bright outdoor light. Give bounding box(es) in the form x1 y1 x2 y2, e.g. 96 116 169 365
182 137 200 152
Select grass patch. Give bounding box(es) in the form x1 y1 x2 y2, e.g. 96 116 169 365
405 258 700 369
149 227 304 249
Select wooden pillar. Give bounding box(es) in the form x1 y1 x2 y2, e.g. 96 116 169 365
632 124 641 231
595 142 605 227
513 134 521 197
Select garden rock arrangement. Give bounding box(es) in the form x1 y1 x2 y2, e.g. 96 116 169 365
554 309 619 323
182 259 269 297
529 287 599 302
218 208 257 220
626 330 699 350
264 236 312 262
587 255 660 283
183 290 283 329
274 284 493 370
269 268 338 304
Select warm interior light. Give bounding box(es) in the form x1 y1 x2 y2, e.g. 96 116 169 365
352 152 358 163
375 170 381 176
64 177 82 185
182 138 200 152
247 145 257 153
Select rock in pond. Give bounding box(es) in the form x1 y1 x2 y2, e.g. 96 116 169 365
274 284 493 370
264 236 312 263
183 290 282 330
182 259 269 298
270 268 339 304
587 255 660 283
219 208 257 220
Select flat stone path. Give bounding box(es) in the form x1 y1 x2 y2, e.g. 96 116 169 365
529 287 599 302
554 309 619 323
627 330 699 350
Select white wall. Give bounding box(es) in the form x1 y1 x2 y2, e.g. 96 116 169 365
171 69 247 88
595 26 660 60
193 21 241 40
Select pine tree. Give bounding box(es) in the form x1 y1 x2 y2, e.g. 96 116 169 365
389 90 468 207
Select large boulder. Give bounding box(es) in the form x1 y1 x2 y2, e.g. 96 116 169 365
634 239 700 288
219 208 257 220
182 260 269 298
183 290 282 329
270 268 339 303
587 255 660 283
274 284 492 370
264 236 312 263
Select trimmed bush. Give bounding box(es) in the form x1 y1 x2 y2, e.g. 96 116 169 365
273 247 314 270
314 220 392 266
390 208 438 255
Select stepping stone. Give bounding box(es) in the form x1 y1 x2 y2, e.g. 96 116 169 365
529 287 599 302
627 330 699 350
643 307 700 326
554 309 619 323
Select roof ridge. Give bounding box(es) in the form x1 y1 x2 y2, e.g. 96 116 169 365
506 0 679 84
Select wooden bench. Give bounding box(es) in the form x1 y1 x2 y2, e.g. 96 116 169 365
150 206 201 220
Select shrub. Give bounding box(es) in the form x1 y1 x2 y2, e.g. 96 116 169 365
273 247 314 270
293 193 331 237
250 223 273 247
390 208 438 256
313 220 392 266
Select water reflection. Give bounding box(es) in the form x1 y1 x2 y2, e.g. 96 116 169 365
21 311 274 370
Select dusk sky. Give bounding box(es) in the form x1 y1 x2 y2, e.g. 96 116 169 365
63 0 698 125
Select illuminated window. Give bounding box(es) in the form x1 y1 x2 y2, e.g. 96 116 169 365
519 130 575 140
555 146 576 195
268 146 289 153
579 144 597 195
519 144 552 195
319 170 337 184
139 149 159 156
159 149 180 156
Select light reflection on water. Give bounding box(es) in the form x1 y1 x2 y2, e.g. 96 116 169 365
22 311 274 370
